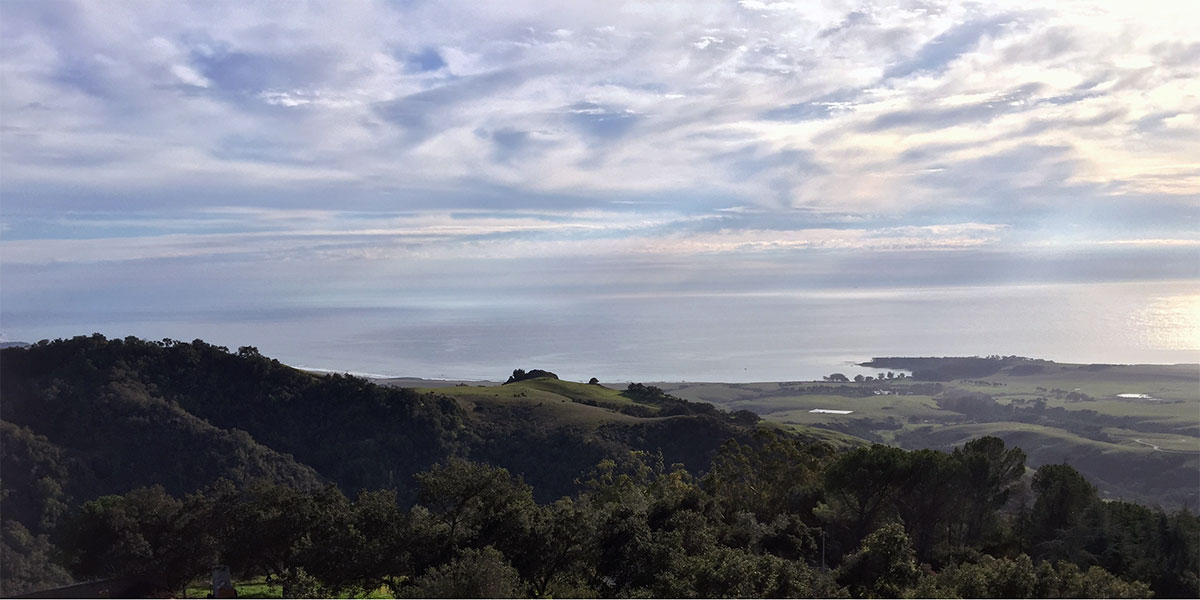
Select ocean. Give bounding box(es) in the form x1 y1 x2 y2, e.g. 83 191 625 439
3 280 1196 383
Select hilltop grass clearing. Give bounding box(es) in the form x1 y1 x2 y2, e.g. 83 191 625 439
406 379 654 428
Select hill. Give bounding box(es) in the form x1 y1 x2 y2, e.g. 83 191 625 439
0 335 765 595
2 340 1196 599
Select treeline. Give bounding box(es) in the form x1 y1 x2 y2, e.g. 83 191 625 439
620 383 760 424
934 392 1198 439
43 434 1197 598
505 368 560 384
803 382 945 397
862 357 1046 381
0 335 470 496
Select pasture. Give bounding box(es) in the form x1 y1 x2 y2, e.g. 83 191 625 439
657 360 1199 507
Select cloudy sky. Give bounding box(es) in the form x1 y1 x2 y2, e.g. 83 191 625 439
1 1 1197 375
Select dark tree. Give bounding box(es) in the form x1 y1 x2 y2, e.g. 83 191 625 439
505 369 559 384
406 546 523 598
705 431 828 523
822 444 909 548
56 486 217 595
952 436 1026 547
893 449 961 563
836 522 922 598
1028 463 1100 563
411 459 539 573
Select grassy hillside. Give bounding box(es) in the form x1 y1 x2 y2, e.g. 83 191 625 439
418 381 647 427
415 377 662 428
411 377 781 501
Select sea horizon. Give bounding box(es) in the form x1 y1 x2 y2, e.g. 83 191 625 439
6 279 1195 384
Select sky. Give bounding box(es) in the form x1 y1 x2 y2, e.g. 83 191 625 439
1 0 1197 377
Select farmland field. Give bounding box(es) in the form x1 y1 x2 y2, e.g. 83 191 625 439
656 358 1199 507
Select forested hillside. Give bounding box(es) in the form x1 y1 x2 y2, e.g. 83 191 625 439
0 335 759 595
1 336 1197 598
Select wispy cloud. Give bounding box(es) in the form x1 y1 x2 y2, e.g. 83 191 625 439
1 207 1009 265
4 0 1197 212
1 0 1197 335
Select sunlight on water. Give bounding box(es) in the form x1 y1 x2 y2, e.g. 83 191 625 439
1132 294 1200 350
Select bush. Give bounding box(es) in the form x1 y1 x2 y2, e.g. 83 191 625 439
405 546 523 598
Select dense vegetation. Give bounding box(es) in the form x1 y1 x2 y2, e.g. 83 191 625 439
0 335 757 594
505 368 561 384
1 336 1197 597
861 356 1050 381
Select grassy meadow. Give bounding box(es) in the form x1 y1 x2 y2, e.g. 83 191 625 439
400 378 658 428
657 360 1199 507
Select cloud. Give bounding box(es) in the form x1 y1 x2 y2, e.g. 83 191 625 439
2 0 1197 322
1 199 1022 270
4 0 1196 215
884 14 1022 79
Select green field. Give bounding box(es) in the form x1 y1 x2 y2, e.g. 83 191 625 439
907 421 1155 455
1102 427 1200 452
186 576 282 598
723 393 941 422
945 363 1197 417
408 380 653 428
658 360 1200 507
966 363 1197 400
184 576 393 598
778 423 868 448
515 377 654 408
